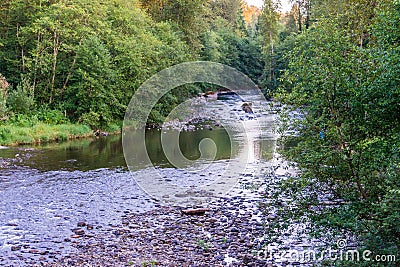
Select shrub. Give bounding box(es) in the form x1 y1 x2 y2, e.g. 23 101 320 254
9 113 39 127
37 108 69 124
7 75 34 115
0 74 9 121
79 111 100 129
0 127 11 143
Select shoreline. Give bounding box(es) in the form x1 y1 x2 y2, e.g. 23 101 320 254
0 123 122 146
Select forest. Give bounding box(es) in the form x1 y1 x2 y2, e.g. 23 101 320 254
0 0 264 144
0 0 399 263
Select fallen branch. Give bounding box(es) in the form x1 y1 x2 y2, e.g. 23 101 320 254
181 208 210 215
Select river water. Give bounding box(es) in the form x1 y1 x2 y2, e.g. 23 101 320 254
0 93 279 264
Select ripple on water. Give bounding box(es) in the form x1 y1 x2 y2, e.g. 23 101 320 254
0 167 156 263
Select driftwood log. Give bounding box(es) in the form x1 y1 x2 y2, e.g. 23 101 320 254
180 208 210 215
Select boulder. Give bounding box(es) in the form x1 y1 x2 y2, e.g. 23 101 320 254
241 103 253 113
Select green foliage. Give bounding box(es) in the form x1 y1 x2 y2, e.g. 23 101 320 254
0 122 91 145
0 74 9 120
236 37 264 82
9 113 39 127
273 1 400 259
200 30 223 62
0 0 203 130
258 0 288 97
200 22 264 83
374 0 400 49
67 35 117 125
260 34 297 96
0 0 265 136
197 238 210 251
0 127 11 143
140 0 207 50
7 75 34 114
141 259 158 267
0 95 8 121
259 0 280 45
79 111 100 129
104 121 122 133
37 108 68 125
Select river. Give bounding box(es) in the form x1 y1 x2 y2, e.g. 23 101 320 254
0 92 278 264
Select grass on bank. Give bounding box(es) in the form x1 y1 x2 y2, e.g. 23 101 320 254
0 123 93 145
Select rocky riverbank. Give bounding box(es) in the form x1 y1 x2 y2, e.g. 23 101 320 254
1 164 285 267
4 194 274 267
53 200 272 267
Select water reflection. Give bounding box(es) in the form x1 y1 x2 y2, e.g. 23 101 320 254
0 128 276 173
5 135 126 172
1 127 249 172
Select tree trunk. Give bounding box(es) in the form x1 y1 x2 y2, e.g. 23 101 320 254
16 24 25 73
32 30 41 94
269 31 275 83
49 30 59 104
62 39 82 97
305 0 311 30
297 0 302 32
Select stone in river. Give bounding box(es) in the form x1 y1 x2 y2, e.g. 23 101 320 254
207 217 218 223
11 246 21 251
72 228 85 235
77 221 86 227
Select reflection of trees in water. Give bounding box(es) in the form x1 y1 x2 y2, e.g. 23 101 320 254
15 127 276 172
145 127 234 168
17 135 126 172
178 128 232 161
260 140 276 161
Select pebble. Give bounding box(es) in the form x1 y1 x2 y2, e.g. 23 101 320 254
11 246 21 251
23 197 272 267
72 228 85 235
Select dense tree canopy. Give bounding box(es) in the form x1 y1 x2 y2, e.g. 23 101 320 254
268 0 400 261
0 0 263 127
